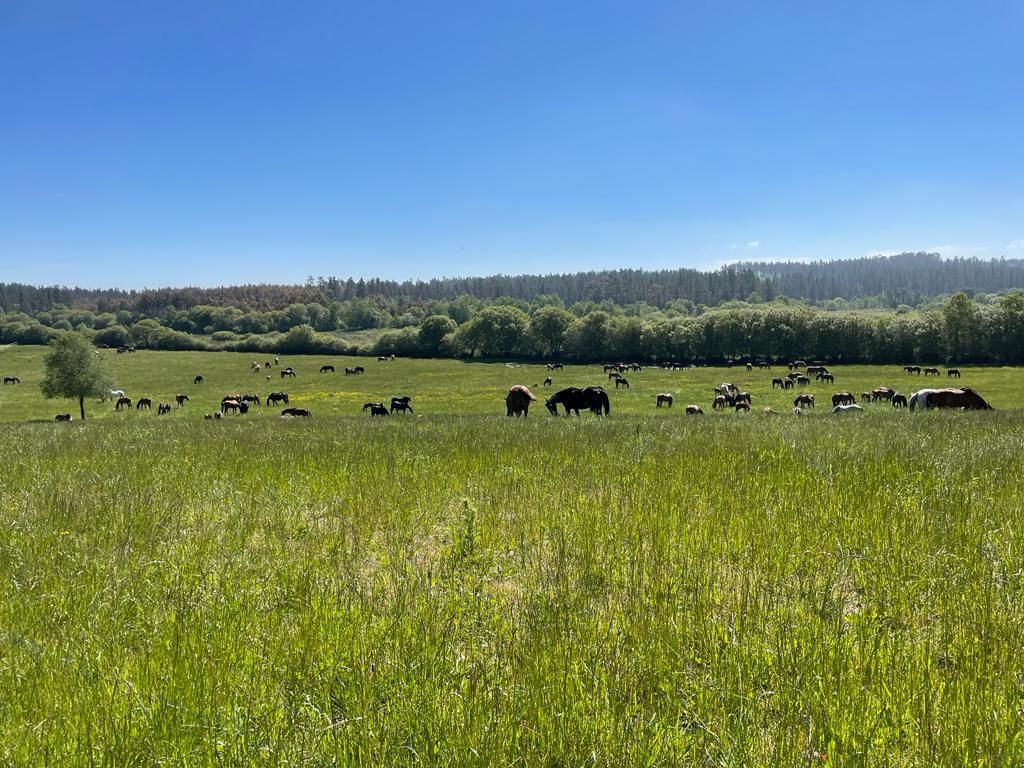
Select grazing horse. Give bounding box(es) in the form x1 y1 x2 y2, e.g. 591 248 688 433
923 367 941 376
860 392 872 403
547 363 564 370
136 398 152 410
103 389 126 402
891 393 908 408
607 371 621 381
746 362 753 371
615 377 629 389
796 375 810 386
344 366 360 375
871 387 895 402
545 386 610 416
378 356 389 362
363 402 389 416
806 365 828 377
712 394 728 410
320 365 335 373
267 392 289 406
831 392 856 407
264 361 272 369
817 372 835 384
543 376 553 387
281 407 312 417
794 393 815 408
54 413 72 422
157 403 172 415
904 365 921 375
115 397 132 411
734 401 750 412
685 404 702 415
241 394 260 406
910 387 993 411
194 375 204 384
734 392 751 405
656 393 673 408
832 404 864 414
280 368 296 378
175 394 189 406
947 368 961 378
771 378 785 389
2 376 19 385
390 396 413 414
505 385 537 417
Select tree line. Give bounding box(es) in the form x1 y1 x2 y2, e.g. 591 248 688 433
5 291 1024 366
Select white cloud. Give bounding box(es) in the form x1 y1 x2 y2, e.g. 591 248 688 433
746 240 760 248
1006 239 1024 251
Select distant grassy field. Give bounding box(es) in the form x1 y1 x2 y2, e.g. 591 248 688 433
1 346 1022 765
0 344 1017 421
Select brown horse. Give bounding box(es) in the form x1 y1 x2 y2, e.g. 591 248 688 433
831 392 855 407
904 365 921 375
871 387 895 402
794 393 815 408
506 385 536 417
923 367 941 376
615 377 629 389
910 387 992 411
656 393 673 408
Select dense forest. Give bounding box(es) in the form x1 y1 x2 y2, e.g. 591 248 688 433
2 253 1023 365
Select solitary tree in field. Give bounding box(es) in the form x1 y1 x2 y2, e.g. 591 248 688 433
40 333 113 420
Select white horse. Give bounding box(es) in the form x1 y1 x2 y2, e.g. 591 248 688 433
831 404 864 414
102 389 125 402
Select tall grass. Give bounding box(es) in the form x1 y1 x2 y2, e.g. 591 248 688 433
1 408 1022 765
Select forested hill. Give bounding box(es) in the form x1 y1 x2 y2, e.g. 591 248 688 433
737 252 1024 305
4 252 1024 315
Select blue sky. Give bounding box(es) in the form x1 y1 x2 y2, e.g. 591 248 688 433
2 2 1023 289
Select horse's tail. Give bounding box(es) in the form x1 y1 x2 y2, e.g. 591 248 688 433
600 390 610 415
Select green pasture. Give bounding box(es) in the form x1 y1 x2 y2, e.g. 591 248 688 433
0 345 1016 421
1 345 1023 765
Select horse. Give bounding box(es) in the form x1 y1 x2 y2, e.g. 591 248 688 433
344 367 360 375
136 398 152 410
712 394 728 410
758 361 772 369
656 393 673 408
378 356 389 362
871 387 895 402
546 363 563 370
264 361 272 369
806 365 828 377
267 392 289 406
734 392 751 405
363 402 389 416
790 360 806 369
281 407 312 417
734 401 750 412
320 365 335 373
904 365 921 375
794 393 815 408
771 378 785 389
241 394 260 405
221 399 241 414
832 404 864 414
685 404 702 415
2 376 19 385
54 413 72 422
103 389 125 402
390 396 413 414
193 375 204 384
615 377 629 389
543 376 553 387
910 387 993 411
831 392 855 407
923 367 941 376
506 385 536 417
745 362 753 371
280 368 296 378
892 393 908 408
115 397 132 411
157 403 172 415
947 368 961 378
175 394 189 406
796 375 810 386
607 371 621 381
545 386 610 416
860 392 872 403
817 372 835 384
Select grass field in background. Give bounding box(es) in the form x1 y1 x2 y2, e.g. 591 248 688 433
0 346 1022 765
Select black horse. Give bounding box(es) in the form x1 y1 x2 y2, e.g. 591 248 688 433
320 365 335 373
545 386 610 416
2 376 19 385
363 402 389 416
267 392 289 406
390 396 413 414
281 407 312 417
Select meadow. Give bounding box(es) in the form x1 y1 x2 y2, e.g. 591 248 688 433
0 346 1022 765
